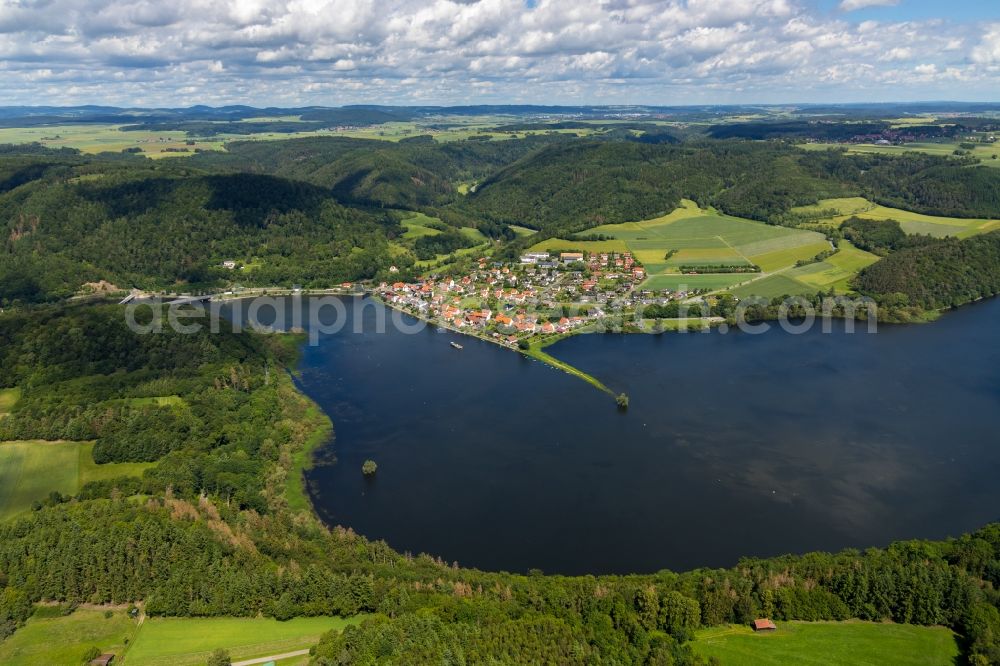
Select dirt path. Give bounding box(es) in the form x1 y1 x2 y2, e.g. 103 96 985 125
232 649 311 666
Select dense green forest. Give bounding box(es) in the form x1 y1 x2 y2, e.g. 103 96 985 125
0 154 405 302
0 306 998 664
188 135 565 208
854 231 1000 313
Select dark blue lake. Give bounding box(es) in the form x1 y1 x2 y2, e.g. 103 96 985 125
283 296 1000 575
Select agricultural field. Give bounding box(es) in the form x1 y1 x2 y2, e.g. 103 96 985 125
691 621 959 666
124 615 364 666
0 440 153 521
791 197 999 238
530 238 629 254
0 115 612 158
794 242 881 291
0 607 138 666
529 200 829 291
731 241 880 299
642 273 757 292
0 124 229 158
729 274 816 300
800 140 1000 167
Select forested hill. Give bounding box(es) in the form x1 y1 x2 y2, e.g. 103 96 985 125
464 142 1000 235
855 230 1000 312
0 306 999 663
465 141 858 231
0 154 403 302
188 135 566 208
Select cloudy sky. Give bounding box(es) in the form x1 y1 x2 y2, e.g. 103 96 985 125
1 0 998 107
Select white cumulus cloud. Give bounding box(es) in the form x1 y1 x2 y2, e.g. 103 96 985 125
0 0 992 105
839 0 899 11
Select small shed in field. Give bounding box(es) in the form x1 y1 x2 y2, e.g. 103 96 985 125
752 618 777 632
89 655 115 666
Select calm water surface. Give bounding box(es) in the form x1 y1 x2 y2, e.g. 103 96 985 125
290 297 1000 575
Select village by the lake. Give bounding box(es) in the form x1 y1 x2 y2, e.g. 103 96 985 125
375 249 726 351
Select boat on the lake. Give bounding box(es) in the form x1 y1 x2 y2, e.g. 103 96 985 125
450 341 464 350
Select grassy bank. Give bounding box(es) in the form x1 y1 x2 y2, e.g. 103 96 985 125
523 335 614 396
284 398 333 514
266 331 335 514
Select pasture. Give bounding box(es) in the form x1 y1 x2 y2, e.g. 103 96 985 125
0 607 138 666
0 440 153 521
414 242 491 270
398 211 491 268
791 197 998 238
800 140 1000 168
791 197 875 221
124 615 364 666
459 226 490 244
400 211 445 239
529 200 829 291
853 204 998 238
691 620 959 666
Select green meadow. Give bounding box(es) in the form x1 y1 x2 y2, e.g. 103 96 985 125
0 609 362 666
800 140 1000 168
791 197 1000 238
510 224 538 237
124 615 364 666
529 199 829 291
396 211 492 269
692 621 959 666
0 607 138 666
0 440 153 521
400 211 446 239
414 241 491 270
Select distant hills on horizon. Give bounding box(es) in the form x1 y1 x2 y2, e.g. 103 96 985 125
2 101 1000 128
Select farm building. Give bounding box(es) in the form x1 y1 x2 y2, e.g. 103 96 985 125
89 655 115 666
752 618 777 632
